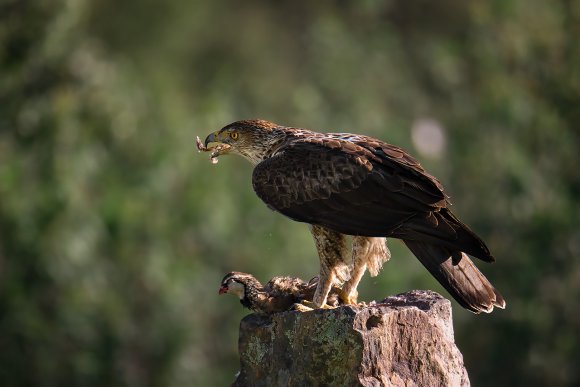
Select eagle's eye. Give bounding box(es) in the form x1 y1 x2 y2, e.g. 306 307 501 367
230 132 239 140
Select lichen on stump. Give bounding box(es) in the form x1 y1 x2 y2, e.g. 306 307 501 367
234 290 470 387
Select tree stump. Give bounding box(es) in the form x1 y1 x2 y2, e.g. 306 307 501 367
233 290 470 386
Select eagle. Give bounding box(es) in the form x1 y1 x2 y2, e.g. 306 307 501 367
201 119 505 313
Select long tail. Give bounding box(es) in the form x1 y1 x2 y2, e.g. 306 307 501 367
403 240 505 313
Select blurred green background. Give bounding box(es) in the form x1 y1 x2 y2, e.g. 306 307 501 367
1 0 579 386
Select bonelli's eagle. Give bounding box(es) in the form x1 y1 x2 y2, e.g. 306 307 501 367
201 120 505 313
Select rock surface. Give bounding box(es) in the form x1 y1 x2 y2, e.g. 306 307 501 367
233 290 470 387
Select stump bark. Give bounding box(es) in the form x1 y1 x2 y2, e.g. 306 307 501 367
233 290 470 387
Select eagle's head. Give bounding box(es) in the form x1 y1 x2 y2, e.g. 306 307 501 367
203 119 285 165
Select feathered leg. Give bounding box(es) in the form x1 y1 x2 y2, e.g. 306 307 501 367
341 237 390 304
339 262 364 305
309 225 349 308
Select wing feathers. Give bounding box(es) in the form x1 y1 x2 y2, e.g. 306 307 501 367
250 132 501 312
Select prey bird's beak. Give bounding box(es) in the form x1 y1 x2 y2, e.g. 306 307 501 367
219 285 227 295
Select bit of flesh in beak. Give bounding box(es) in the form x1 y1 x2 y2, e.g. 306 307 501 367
196 136 230 164
218 285 228 295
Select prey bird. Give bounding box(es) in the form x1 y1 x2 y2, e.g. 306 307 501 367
201 120 505 313
219 272 343 314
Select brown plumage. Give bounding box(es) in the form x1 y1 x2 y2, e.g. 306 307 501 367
203 120 505 313
219 272 342 314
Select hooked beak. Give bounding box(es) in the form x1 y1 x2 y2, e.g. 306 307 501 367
218 285 227 295
202 131 231 161
204 131 221 148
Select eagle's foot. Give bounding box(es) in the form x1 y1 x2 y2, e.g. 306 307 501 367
291 302 314 312
293 300 336 312
339 289 359 305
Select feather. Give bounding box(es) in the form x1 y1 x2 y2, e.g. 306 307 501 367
403 241 505 313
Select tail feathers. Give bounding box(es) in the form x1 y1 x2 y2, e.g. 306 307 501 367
404 240 505 313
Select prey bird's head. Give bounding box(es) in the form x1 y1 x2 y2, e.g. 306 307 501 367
203 119 285 165
219 271 263 300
